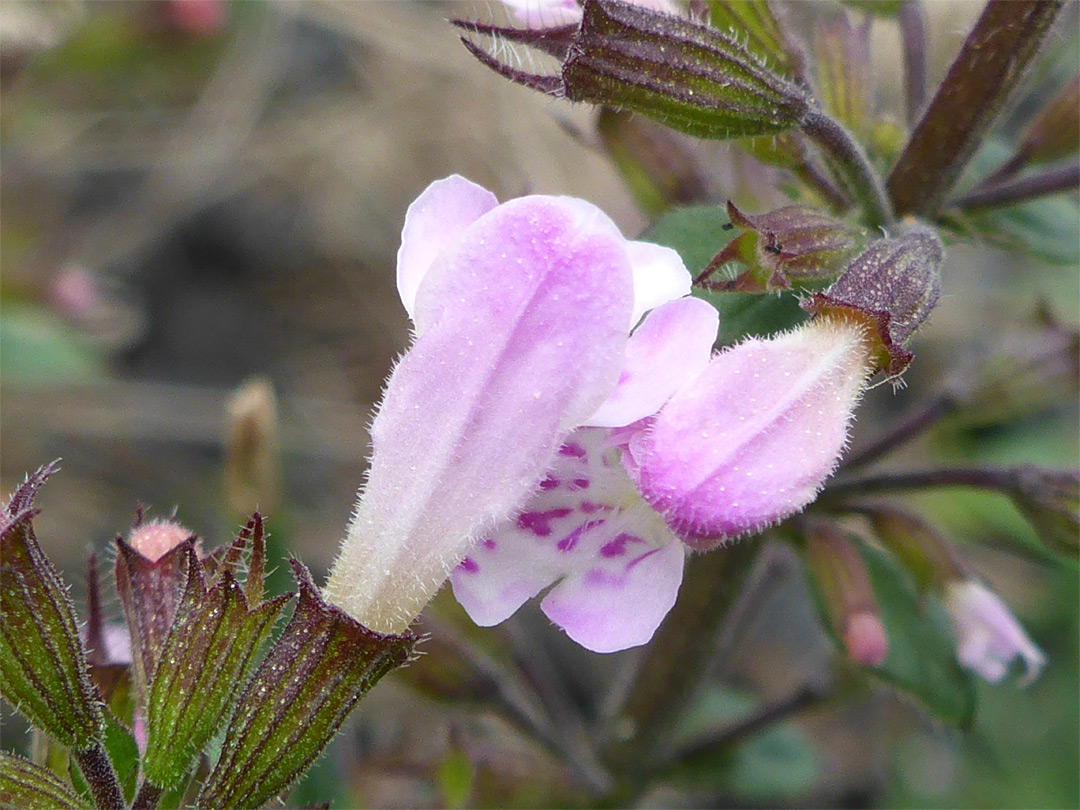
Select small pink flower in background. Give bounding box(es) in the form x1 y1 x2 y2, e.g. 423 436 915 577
944 579 1046 685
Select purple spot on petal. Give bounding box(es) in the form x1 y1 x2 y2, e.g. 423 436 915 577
572 478 590 490
459 556 480 574
600 532 644 558
482 538 497 550
539 475 560 491
559 442 587 458
557 519 605 552
627 548 662 569
518 508 573 536
617 369 631 385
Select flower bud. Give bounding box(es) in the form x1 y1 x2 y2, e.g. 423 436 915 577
803 227 943 376
458 0 812 141
866 507 964 591
698 201 865 291
944 579 1045 685
812 12 872 141
804 520 889 668
1006 466 1080 557
1009 72 1080 171
224 376 282 516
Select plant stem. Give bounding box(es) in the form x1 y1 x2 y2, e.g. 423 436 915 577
950 159 1080 210
72 743 124 810
842 391 958 471
899 0 927 123
824 464 1038 501
667 680 832 763
886 0 1065 217
801 110 894 227
603 539 761 791
132 781 164 810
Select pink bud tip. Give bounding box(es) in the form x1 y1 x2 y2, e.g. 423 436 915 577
844 611 889 668
129 520 195 563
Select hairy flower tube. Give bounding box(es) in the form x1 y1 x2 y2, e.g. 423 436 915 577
944 579 1046 685
326 176 896 652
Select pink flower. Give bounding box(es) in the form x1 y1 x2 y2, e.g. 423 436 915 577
453 314 874 652
323 175 692 634
325 174 874 653
944 580 1046 685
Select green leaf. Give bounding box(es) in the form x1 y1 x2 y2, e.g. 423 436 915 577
0 303 103 383
946 139 1080 265
101 711 139 804
195 561 415 810
858 543 978 727
0 752 89 810
0 465 105 752
142 546 289 791
645 204 736 274
439 747 476 809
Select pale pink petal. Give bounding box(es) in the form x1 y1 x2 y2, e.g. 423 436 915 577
451 428 685 652
626 240 692 327
631 318 872 548
326 198 633 633
540 530 684 653
587 296 718 428
500 0 583 27
396 175 498 323
945 580 1046 685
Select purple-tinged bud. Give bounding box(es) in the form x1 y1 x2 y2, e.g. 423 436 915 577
630 315 873 548
865 507 964 591
1006 466 1079 557
804 520 889 668
697 201 866 291
812 11 873 142
457 0 813 141
803 227 943 376
944 579 1045 685
1016 72 1080 165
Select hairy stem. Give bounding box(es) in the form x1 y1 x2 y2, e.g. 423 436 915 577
886 0 1065 217
899 0 928 123
604 539 761 791
951 159 1080 210
801 110 894 226
72 743 124 810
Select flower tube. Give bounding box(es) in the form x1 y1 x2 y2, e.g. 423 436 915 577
323 175 693 634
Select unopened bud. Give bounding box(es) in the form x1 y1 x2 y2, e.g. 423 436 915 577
804 520 888 668
698 201 865 291
458 0 812 141
866 507 964 590
1014 72 1080 167
812 11 872 141
224 376 281 516
129 519 196 563
803 227 943 376
1007 466 1079 557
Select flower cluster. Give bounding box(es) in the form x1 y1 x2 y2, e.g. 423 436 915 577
324 175 873 652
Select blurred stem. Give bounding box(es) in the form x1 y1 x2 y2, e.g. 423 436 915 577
72 743 123 810
950 158 1080 210
793 155 851 213
801 110 894 226
899 0 927 123
886 0 1065 217
132 782 163 810
842 391 958 471
603 539 761 799
666 680 833 764
823 463 1048 501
